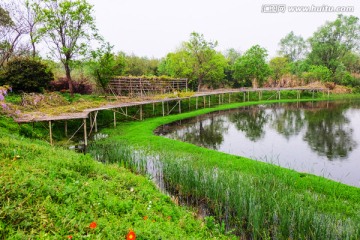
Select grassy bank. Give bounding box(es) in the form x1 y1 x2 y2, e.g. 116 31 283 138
0 116 230 239
90 95 360 239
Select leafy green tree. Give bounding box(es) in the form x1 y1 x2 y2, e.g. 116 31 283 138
184 32 227 90
158 50 193 78
308 15 360 73
224 48 241 87
160 32 227 91
0 6 13 27
233 45 270 87
38 0 99 95
269 56 290 84
0 57 53 92
124 54 159 76
278 31 307 62
341 52 360 74
302 65 332 83
88 42 125 92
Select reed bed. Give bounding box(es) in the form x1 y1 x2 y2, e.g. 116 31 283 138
88 142 360 239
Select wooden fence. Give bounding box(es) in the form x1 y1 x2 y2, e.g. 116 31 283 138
108 77 188 97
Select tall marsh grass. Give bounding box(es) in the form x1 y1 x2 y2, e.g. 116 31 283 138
88 142 360 239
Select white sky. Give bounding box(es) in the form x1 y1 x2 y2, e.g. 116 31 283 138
87 0 360 59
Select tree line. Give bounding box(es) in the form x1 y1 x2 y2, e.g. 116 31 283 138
0 0 359 95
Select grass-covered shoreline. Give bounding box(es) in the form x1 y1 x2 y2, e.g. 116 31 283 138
0 116 231 239
91 95 360 239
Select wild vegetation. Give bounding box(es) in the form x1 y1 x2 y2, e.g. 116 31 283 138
0 114 232 239
1 0 360 238
88 95 360 239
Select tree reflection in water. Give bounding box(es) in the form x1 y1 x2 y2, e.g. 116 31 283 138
227 106 268 142
303 102 357 160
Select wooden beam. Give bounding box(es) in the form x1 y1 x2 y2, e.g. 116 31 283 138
83 118 87 147
64 120 68 137
140 105 143 120
162 101 165 116
49 121 53 146
178 100 181 113
113 111 116 127
196 97 198 109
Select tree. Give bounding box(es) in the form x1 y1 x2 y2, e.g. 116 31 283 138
184 32 227 91
278 31 307 62
88 42 125 92
0 57 53 92
159 32 227 91
302 65 332 83
0 1 28 68
38 0 99 95
123 54 159 76
233 45 270 87
24 0 42 58
224 48 241 87
308 15 360 73
0 6 13 27
269 56 290 84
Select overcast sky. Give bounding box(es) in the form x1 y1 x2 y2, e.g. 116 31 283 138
87 0 359 59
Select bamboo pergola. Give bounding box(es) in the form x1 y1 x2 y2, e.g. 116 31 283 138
108 77 188 97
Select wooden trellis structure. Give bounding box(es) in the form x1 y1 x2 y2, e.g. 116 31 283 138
108 77 188 97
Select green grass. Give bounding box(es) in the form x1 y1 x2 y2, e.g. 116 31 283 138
0 116 231 239
88 94 360 239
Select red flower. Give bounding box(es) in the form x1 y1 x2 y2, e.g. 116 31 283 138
126 230 136 240
143 216 148 220
89 221 97 229
68 236 73 239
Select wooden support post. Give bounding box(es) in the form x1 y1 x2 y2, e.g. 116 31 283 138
94 111 98 133
49 121 53 146
64 120 68 137
312 90 315 99
162 101 165 116
178 100 181 113
208 96 211 107
152 103 155 115
203 96 206 108
278 91 281 100
83 118 87 147
229 93 231 103
140 105 143 120
113 111 116 127
188 97 191 110
167 101 169 113
196 97 198 109
327 89 330 99
218 94 221 105
89 112 93 129
248 91 250 101
243 92 246 102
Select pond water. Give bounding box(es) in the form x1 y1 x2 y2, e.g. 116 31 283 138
156 100 360 187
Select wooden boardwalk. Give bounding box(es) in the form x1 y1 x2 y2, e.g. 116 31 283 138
13 87 328 145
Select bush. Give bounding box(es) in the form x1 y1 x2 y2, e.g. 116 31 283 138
0 57 54 93
302 65 332 83
49 77 93 94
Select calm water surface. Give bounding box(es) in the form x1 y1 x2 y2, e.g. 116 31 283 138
157 100 360 187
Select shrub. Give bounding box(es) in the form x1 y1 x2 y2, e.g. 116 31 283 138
49 77 93 94
303 65 332 83
0 57 54 93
